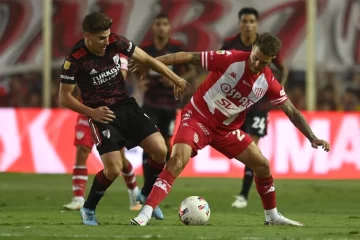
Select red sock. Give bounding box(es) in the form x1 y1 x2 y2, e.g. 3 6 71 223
122 162 137 190
146 170 175 208
72 166 88 198
254 175 276 210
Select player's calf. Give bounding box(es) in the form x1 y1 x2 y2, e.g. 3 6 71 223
139 132 167 195
131 143 192 226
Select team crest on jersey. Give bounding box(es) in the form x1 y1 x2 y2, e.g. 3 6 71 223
102 129 111 138
113 54 120 65
254 88 266 98
63 60 71 70
76 131 84 140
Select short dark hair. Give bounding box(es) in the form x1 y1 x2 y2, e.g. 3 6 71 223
254 32 281 57
238 7 259 20
82 12 113 33
155 13 169 20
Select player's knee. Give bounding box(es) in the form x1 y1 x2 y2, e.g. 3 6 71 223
166 154 185 178
252 157 270 178
76 145 91 165
148 142 167 164
104 163 122 180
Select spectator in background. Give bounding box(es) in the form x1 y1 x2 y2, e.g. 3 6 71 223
340 88 359 111
317 85 338 111
287 84 306 110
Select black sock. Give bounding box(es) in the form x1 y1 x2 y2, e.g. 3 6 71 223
83 170 113 210
240 166 254 199
141 152 165 196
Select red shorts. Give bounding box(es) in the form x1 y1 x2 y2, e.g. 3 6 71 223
74 114 94 149
173 104 252 159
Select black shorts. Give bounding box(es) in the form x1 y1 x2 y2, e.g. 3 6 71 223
89 98 158 155
142 105 177 137
240 107 269 138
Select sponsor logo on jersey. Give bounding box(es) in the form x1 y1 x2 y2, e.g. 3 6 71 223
219 83 256 109
60 74 74 80
91 64 121 86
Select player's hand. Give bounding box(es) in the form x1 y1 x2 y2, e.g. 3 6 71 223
129 59 149 81
90 106 116 124
173 78 188 100
311 139 330 152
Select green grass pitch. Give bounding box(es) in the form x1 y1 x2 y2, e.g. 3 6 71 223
0 173 359 240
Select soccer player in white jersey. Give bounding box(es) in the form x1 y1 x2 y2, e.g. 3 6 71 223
130 32 330 227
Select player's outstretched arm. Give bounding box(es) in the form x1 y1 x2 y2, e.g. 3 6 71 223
155 52 201 66
131 46 189 99
129 52 201 74
278 99 330 151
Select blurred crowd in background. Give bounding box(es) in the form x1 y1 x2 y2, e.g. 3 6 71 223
0 68 359 111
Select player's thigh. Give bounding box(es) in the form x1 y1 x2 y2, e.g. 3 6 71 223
140 132 167 161
173 110 211 158
211 129 253 159
234 141 270 178
243 110 268 138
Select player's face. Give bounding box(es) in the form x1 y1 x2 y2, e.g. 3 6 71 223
239 14 258 37
249 46 275 73
152 18 170 39
85 29 111 56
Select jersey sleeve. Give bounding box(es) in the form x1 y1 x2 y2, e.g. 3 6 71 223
200 50 237 72
266 70 288 105
60 57 78 84
113 34 136 57
119 54 128 70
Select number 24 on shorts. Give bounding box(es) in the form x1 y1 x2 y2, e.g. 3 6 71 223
252 117 266 135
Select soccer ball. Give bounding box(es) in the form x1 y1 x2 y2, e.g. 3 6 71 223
178 196 211 225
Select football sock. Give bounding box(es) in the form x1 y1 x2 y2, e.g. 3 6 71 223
239 166 254 199
254 175 276 210
145 170 175 209
83 170 113 210
122 161 137 190
72 166 88 199
141 153 165 196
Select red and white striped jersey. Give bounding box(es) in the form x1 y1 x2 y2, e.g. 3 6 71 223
191 50 287 130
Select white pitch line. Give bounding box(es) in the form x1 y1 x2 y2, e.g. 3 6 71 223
0 233 162 239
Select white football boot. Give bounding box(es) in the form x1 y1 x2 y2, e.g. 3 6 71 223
264 212 303 226
130 205 153 226
63 197 84 210
128 187 142 211
231 195 248 208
